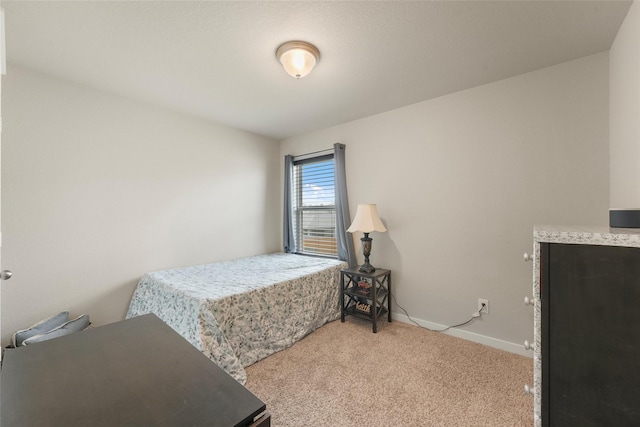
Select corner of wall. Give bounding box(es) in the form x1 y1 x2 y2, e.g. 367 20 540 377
609 1 640 208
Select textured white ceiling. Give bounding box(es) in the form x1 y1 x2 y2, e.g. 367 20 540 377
4 1 633 140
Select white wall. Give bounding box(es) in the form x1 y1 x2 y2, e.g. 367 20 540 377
2 49 612 352
281 53 610 352
1 65 281 344
610 1 640 208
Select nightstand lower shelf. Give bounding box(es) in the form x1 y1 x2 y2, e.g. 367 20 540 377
344 304 388 320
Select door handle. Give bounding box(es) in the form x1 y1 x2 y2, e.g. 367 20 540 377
1 270 13 280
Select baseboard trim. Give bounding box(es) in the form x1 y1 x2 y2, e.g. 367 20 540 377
391 313 532 358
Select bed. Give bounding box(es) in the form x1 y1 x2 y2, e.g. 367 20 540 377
126 253 348 384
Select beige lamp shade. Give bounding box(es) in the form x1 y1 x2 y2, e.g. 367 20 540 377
347 204 387 233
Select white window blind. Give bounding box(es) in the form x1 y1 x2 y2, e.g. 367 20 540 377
291 154 337 257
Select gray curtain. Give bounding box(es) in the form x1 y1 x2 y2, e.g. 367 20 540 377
283 155 296 253
334 143 356 267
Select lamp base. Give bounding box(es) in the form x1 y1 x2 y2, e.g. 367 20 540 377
359 233 376 273
358 262 376 273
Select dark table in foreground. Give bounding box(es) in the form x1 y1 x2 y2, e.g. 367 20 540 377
1 313 269 427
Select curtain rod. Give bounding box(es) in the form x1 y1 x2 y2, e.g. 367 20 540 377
292 147 334 161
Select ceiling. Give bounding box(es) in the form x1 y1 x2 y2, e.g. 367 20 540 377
4 1 633 140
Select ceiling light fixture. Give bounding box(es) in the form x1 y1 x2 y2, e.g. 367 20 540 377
275 41 320 79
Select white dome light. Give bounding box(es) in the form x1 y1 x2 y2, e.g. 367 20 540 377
276 41 320 79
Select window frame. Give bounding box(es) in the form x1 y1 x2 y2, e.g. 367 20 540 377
290 153 338 259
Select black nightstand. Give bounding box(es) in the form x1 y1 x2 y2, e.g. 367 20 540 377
340 267 391 333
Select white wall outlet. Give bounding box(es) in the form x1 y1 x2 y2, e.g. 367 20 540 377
478 298 489 314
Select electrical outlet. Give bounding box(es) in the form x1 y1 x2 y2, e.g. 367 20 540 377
478 298 489 314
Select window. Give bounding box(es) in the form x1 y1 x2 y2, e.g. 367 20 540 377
291 154 337 257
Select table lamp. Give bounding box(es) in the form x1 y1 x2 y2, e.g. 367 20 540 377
347 204 387 273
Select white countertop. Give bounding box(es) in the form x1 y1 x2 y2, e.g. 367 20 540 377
534 225 640 247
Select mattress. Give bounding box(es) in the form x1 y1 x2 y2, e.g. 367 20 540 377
126 253 347 384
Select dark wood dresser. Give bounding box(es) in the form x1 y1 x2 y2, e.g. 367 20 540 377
1 313 270 427
531 226 640 427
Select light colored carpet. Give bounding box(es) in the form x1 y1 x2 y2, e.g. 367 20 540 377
245 318 533 426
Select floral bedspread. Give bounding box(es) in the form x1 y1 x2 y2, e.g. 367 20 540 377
126 253 347 384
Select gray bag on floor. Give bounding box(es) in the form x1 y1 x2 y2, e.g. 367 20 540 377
11 312 91 347
12 311 70 347
22 314 91 345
